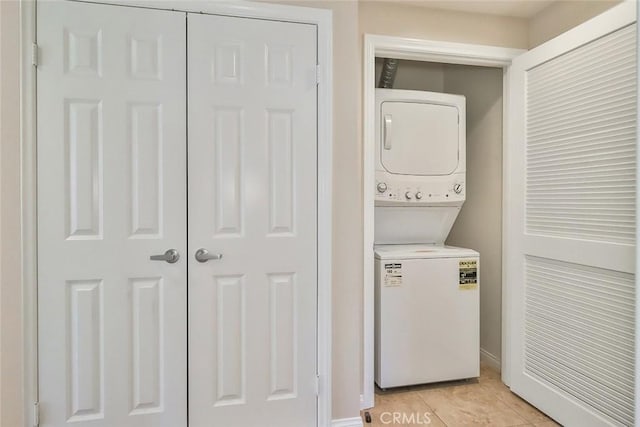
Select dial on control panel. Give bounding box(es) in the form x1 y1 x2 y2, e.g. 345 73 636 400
405 191 413 200
377 182 388 193
453 183 463 194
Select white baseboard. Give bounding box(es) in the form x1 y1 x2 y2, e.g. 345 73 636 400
332 416 364 427
480 347 501 371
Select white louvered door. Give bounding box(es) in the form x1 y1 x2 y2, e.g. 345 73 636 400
506 2 636 426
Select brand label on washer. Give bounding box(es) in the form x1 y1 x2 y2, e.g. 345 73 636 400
384 263 402 286
459 260 478 290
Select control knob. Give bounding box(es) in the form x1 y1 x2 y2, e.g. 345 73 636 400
453 183 463 194
377 182 388 193
415 192 423 200
405 191 413 200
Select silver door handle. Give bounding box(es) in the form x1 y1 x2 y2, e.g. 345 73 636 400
195 248 223 263
150 249 180 264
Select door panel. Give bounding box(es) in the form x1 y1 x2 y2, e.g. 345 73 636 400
37 2 187 426
506 2 636 425
380 102 459 176
187 13 318 427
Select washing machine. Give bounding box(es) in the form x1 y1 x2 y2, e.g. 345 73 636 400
375 244 479 389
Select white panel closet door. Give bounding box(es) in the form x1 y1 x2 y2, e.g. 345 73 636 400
507 2 636 426
187 14 318 427
37 2 187 426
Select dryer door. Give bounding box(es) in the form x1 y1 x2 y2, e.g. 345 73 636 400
380 101 459 176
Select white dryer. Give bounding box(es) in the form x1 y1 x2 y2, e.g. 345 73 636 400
374 245 479 389
375 89 466 245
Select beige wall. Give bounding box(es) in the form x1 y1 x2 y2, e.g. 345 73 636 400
360 1 529 49
0 0 624 424
362 4 527 418
443 64 504 365
529 0 621 47
375 58 445 92
360 0 528 410
285 1 364 420
267 1 363 419
0 1 24 427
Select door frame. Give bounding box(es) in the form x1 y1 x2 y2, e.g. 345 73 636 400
361 34 524 409
19 1 333 426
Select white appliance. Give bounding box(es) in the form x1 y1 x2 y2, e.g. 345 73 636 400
375 89 466 244
375 245 479 388
373 88 479 388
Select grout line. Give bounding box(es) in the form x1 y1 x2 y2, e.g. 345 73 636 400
492 384 550 424
432 413 449 427
413 390 450 427
377 370 548 427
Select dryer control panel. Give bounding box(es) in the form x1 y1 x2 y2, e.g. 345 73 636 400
375 172 465 206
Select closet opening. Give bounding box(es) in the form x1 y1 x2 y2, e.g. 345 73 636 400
374 56 505 370
361 35 522 411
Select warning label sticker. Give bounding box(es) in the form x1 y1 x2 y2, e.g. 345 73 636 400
384 263 402 287
459 260 478 290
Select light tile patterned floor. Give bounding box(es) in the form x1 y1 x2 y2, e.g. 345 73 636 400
361 363 562 427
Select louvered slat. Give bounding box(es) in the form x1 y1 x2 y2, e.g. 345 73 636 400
523 22 636 426
525 23 637 244
524 256 635 426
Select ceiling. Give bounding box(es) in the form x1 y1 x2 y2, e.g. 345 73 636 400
378 0 556 18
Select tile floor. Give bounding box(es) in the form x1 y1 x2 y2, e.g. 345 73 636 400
361 363 561 427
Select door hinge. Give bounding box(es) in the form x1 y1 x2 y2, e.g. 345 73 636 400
315 374 320 396
32 43 38 67
316 64 321 85
33 401 40 427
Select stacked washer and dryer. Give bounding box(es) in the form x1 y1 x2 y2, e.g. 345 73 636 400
374 88 480 389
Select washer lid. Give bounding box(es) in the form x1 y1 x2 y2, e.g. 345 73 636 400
374 244 479 260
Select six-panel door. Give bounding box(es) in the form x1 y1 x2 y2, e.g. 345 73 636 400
187 13 319 427
37 2 319 426
36 2 188 426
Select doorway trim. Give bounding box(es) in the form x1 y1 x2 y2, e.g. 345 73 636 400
362 34 524 409
20 1 332 426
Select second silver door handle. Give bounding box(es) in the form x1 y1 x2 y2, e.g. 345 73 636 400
150 249 180 264
195 248 223 263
